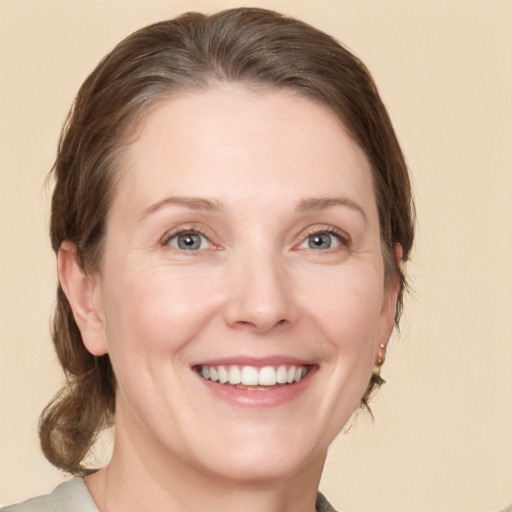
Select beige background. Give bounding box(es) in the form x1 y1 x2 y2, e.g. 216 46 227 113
1 0 511 510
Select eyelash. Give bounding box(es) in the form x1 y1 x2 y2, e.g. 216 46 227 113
161 227 214 249
160 226 349 252
299 226 349 250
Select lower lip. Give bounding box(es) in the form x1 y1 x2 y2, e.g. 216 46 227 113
195 367 317 408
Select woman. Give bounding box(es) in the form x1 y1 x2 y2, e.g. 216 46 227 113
3 7 414 512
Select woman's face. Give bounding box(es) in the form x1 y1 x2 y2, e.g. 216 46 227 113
81 85 398 483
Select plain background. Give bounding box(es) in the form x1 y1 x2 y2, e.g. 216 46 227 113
0 1 511 511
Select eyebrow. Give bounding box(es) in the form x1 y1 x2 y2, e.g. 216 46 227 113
139 195 367 223
139 196 224 220
296 197 368 224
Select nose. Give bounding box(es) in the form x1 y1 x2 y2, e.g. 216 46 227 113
223 251 298 334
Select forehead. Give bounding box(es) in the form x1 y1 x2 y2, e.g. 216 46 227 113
115 85 377 219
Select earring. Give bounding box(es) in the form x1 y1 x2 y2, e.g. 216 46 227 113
376 343 386 366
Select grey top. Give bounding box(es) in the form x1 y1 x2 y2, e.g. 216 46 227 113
2 477 338 512
1 478 99 512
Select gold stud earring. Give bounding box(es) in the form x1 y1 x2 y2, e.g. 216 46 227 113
376 343 386 366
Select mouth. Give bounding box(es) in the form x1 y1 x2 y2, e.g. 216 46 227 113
195 364 311 390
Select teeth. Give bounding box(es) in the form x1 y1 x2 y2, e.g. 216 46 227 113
241 366 259 386
228 366 241 385
258 366 276 386
199 364 309 387
218 366 229 384
276 365 288 384
209 367 219 382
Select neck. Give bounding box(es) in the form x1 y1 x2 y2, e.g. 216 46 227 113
85 421 325 512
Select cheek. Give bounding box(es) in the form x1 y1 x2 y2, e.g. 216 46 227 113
299 264 385 347
98 268 217 414
295 269 386 438
101 266 220 359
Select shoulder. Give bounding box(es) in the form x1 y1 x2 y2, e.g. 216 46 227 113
316 492 339 512
1 477 99 512
1 493 53 512
5 481 337 512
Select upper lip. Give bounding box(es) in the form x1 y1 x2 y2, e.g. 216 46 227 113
192 355 314 368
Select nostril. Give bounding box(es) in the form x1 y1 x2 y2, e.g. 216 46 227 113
231 318 288 333
235 320 256 328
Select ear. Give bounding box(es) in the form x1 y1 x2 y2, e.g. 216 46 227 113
376 244 403 363
57 241 108 356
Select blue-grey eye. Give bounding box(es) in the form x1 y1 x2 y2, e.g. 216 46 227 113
169 232 208 251
300 232 341 250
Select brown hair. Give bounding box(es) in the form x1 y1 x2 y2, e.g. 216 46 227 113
40 7 415 474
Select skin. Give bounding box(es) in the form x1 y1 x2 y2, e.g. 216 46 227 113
58 85 399 512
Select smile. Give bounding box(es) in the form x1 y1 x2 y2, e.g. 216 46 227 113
197 364 309 388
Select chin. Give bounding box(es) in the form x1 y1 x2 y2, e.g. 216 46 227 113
186 422 329 485
207 448 322 485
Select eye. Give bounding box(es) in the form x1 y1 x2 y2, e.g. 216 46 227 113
167 231 210 251
299 230 343 250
